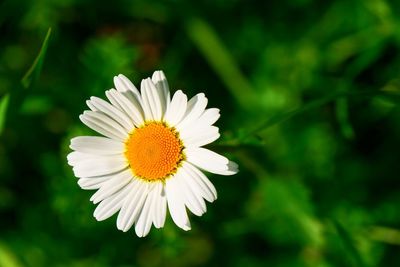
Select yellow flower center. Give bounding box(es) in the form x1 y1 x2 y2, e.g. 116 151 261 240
125 122 184 181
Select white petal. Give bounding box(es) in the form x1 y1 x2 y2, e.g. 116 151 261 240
175 172 206 216
67 151 105 166
135 183 159 237
94 182 135 221
67 151 125 167
114 74 141 100
151 70 170 115
79 115 120 141
71 154 128 178
80 113 126 141
181 162 217 202
140 78 162 121
77 176 110 190
176 93 207 131
86 100 98 111
90 169 133 204
70 136 124 155
116 179 149 232
67 151 114 166
165 175 191 231
198 108 220 126
106 89 144 127
83 111 128 138
179 108 220 139
164 90 187 126
207 161 239 175
88 97 134 131
185 147 229 173
67 151 88 166
152 183 167 228
182 126 220 148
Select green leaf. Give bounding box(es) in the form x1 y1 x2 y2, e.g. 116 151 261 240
0 94 10 134
21 27 52 88
334 220 367 267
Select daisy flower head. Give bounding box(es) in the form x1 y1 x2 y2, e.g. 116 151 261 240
67 71 238 237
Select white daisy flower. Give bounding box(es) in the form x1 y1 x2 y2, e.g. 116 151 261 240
67 70 238 237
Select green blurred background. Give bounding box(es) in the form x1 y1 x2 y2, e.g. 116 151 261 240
1 0 400 266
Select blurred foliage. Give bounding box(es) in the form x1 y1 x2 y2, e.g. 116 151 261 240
1 0 400 266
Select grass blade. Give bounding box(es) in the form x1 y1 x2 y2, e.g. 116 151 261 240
334 220 367 267
185 17 255 110
243 89 400 141
21 27 52 88
0 94 10 134
336 97 355 139
219 89 400 146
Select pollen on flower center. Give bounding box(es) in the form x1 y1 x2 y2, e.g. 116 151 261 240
125 122 184 181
